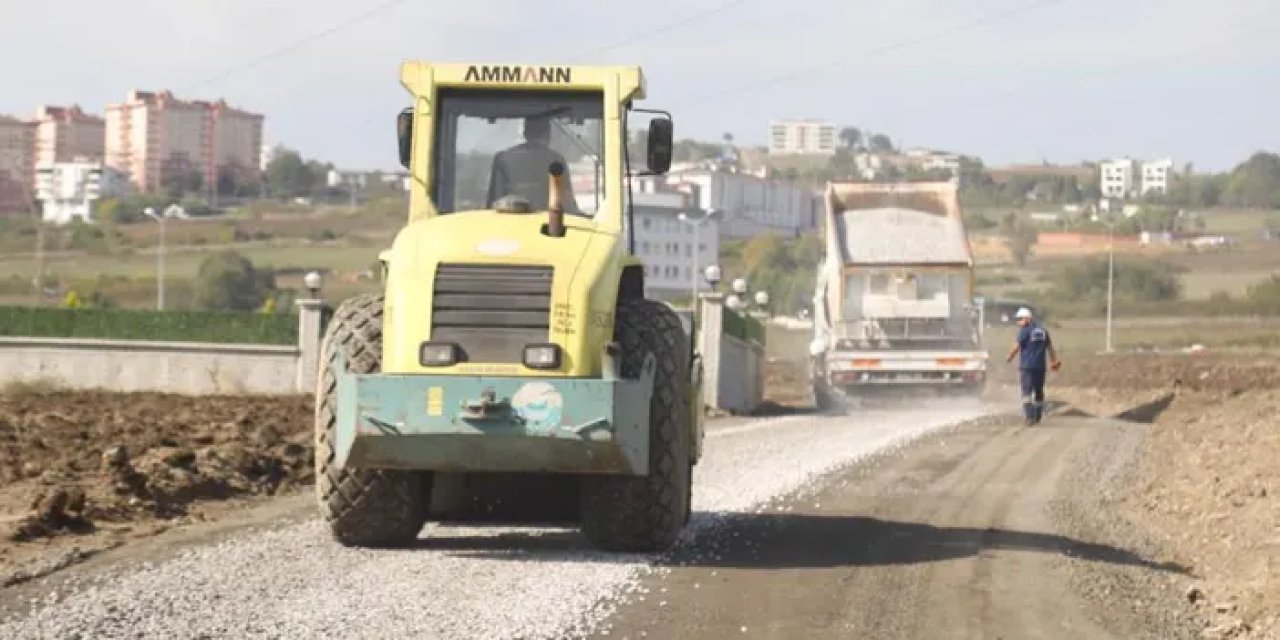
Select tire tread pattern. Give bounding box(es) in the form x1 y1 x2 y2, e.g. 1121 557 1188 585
314 294 426 547
580 299 692 552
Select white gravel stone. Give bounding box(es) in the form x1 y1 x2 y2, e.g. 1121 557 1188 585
0 401 987 639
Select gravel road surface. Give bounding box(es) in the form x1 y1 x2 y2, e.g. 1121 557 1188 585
0 401 988 639
602 413 1198 640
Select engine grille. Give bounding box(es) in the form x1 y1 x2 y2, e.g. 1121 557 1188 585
431 264 553 364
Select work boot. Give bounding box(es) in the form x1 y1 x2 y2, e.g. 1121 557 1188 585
1032 402 1044 424
1022 403 1035 426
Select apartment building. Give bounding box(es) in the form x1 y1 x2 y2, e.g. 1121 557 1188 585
768 120 837 156
663 165 819 238
0 116 36 213
1100 157 1176 198
34 159 129 224
105 90 264 194
33 105 105 168
1099 157 1136 198
627 188 721 301
1140 158 1175 195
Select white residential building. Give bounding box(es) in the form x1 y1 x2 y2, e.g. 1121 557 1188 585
921 153 961 174
625 187 720 301
768 120 837 156
34 158 129 224
1100 156 1176 198
261 143 282 171
1100 157 1136 198
1140 158 1175 195
661 165 819 239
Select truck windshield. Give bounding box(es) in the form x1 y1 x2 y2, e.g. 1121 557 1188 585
432 89 604 215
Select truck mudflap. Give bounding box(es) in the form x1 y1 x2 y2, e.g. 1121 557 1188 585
333 353 655 476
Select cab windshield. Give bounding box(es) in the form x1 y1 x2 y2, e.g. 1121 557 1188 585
432 89 604 215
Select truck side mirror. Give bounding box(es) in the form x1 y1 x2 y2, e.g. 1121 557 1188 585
647 117 673 175
397 108 413 169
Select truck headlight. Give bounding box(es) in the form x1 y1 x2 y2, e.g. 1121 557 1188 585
419 342 458 367
523 344 561 370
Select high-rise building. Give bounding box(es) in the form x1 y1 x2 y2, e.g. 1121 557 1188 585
104 90 264 195
768 120 837 156
33 105 105 168
0 115 36 213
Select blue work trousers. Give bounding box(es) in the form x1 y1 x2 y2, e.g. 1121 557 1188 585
1020 368 1046 422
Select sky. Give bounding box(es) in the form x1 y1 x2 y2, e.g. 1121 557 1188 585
2 0 1277 172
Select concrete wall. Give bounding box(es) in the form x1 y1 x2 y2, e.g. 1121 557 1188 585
697 293 765 414
0 337 301 395
717 334 765 414
0 299 325 395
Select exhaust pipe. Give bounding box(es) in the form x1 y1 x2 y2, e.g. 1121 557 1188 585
547 162 566 237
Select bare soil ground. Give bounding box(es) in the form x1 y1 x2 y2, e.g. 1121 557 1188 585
0 390 313 586
1050 354 1280 639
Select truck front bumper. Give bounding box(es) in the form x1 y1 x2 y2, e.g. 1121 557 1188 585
333 355 654 476
829 369 985 385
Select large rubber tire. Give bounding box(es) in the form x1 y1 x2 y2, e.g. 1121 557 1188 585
813 377 836 413
580 299 692 553
315 294 427 547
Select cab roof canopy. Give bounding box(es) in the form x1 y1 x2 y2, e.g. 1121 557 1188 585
400 62 646 101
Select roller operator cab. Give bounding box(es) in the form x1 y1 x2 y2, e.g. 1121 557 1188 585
315 62 703 553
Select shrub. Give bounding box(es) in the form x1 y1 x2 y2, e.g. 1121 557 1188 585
0 307 297 344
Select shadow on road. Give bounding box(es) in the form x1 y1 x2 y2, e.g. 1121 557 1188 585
665 513 1188 574
1111 391 1177 424
417 512 1187 576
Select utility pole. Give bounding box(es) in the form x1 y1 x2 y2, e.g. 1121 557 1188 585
33 219 45 304
678 208 719 307
29 185 45 304
145 207 166 310
1105 210 1115 353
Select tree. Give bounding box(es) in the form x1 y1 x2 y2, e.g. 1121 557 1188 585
160 162 203 200
1223 152 1280 208
1244 276 1280 314
1048 257 1183 313
838 126 862 151
868 133 894 153
193 250 275 311
735 232 824 315
264 149 318 199
999 212 1039 267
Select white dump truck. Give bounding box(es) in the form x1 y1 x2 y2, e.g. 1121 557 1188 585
809 180 987 407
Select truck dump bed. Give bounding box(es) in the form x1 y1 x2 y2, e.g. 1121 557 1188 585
825 181 971 267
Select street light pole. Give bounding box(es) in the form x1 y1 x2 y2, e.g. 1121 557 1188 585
678 208 718 307
1105 211 1115 353
145 207 166 310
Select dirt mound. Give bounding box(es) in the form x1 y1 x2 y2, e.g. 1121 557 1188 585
0 391 313 551
1053 353 1280 394
1123 389 1280 639
1054 352 1280 639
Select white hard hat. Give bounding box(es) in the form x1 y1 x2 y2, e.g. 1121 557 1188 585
1015 307 1033 319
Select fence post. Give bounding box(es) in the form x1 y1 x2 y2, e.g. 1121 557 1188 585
295 299 325 393
698 292 724 411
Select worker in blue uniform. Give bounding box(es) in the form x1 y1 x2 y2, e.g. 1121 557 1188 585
1005 307 1061 425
